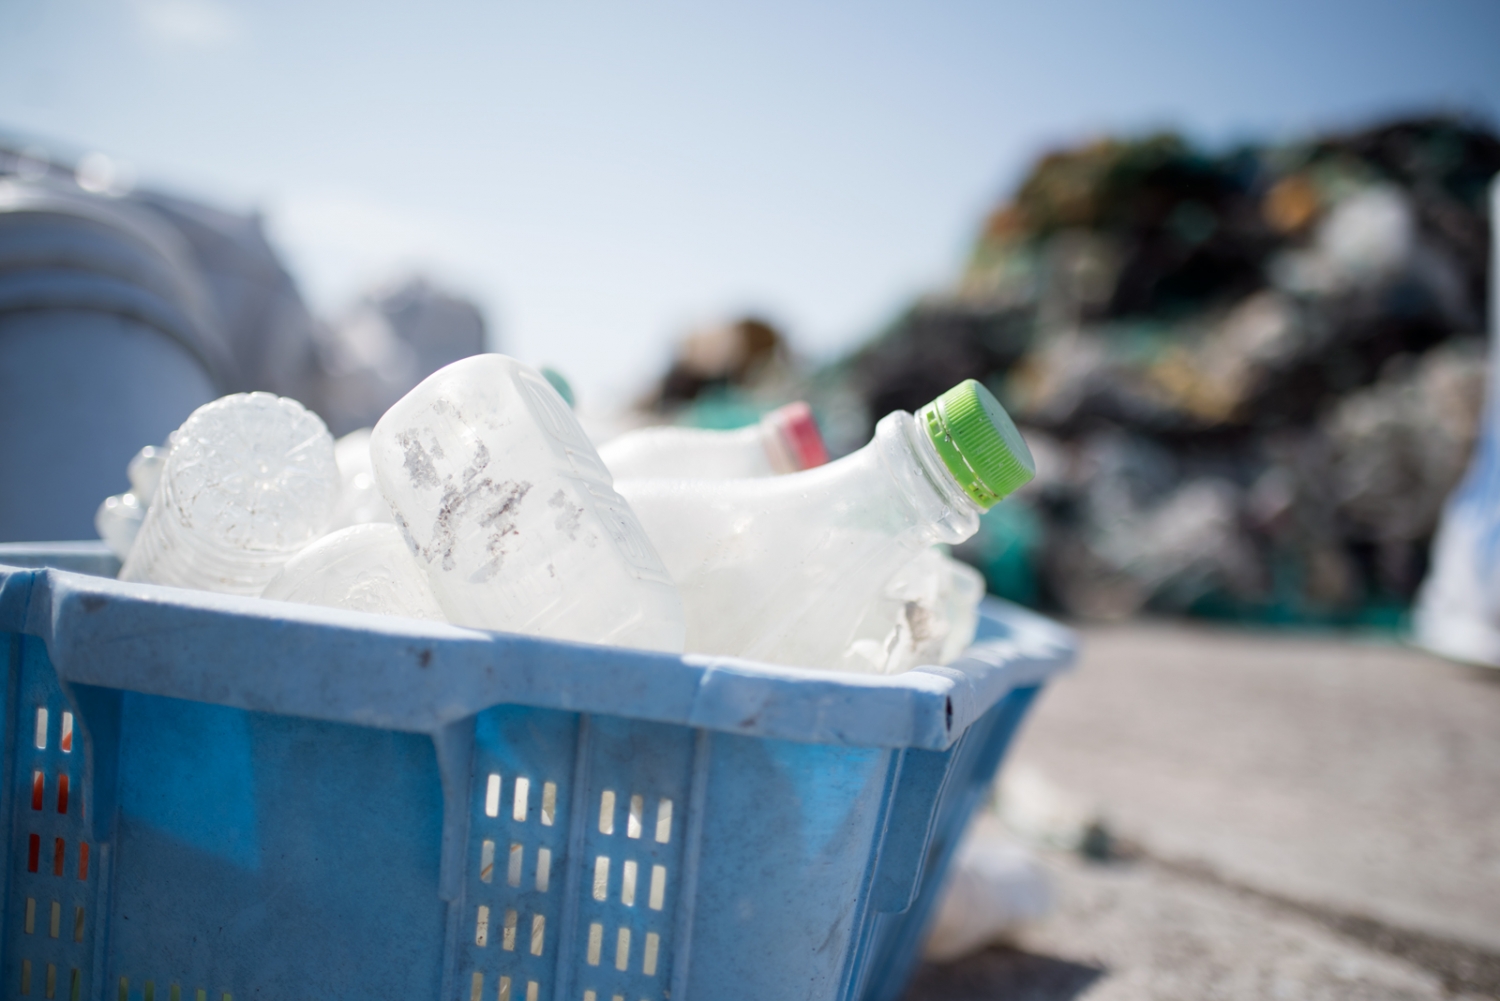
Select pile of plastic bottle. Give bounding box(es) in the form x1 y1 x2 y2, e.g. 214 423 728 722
95 354 1034 674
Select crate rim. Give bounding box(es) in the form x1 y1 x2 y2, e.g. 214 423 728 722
0 547 1074 752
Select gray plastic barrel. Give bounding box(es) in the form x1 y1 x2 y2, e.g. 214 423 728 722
0 179 232 541
132 189 324 404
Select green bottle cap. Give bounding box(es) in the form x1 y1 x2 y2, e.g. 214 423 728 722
918 379 1035 509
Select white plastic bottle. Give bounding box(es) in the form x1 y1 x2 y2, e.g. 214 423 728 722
261 523 444 620
370 354 685 652
119 393 340 595
598 402 829 480
1413 176 1500 667
599 398 981 671
615 379 1032 669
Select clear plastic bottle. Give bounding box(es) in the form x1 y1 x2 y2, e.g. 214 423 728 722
596 398 982 670
329 429 395 529
261 523 444 620
598 399 977 671
119 393 340 595
935 554 987 665
93 444 171 560
95 492 146 559
597 402 829 480
843 549 987 673
615 380 1032 669
127 444 168 502
370 354 685 652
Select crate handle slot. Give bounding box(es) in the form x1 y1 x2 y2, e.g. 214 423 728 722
54 683 122 844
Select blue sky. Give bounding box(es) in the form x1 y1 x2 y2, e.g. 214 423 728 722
1 0 1497 405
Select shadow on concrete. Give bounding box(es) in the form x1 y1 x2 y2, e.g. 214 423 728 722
1463 664 1500 686
900 946 1106 1001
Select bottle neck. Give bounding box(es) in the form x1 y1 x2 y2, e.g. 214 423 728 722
871 411 985 545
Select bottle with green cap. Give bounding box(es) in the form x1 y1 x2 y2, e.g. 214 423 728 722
614 379 1034 671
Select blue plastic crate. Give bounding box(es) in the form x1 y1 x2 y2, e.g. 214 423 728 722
0 543 1072 1001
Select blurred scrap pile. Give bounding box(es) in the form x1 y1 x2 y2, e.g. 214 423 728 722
843 115 1499 622
641 316 804 429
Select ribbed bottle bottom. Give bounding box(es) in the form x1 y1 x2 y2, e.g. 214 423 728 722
119 477 307 596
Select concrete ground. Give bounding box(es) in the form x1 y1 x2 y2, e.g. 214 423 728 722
901 622 1500 999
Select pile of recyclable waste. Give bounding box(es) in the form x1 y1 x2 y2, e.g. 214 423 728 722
95 355 1033 674
827 114 1500 624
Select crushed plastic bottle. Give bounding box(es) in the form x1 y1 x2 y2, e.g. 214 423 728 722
616 379 1033 668
370 354 685 652
937 554 987 664
329 429 395 529
119 393 340 595
262 523 444 620
597 402 829 480
844 549 987 673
